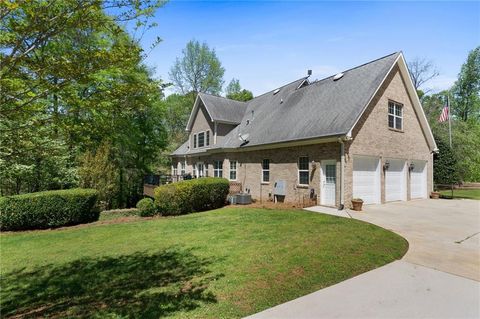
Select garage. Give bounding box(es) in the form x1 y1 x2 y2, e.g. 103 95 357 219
410 160 427 199
353 156 381 204
385 159 407 202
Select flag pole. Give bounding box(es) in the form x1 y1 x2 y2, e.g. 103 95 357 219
447 94 452 148
447 93 453 198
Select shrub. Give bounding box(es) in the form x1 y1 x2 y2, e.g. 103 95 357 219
0 188 99 231
136 198 156 217
154 178 229 216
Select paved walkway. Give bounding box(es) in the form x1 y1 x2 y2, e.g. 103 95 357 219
248 199 480 319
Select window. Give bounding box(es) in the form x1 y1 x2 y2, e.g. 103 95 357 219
214 160 223 177
198 132 205 148
181 162 185 176
229 160 237 180
298 156 309 185
206 131 210 146
193 134 197 148
262 159 270 183
193 163 197 178
172 163 178 176
388 101 403 130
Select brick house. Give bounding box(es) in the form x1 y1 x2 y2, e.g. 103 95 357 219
170 52 437 208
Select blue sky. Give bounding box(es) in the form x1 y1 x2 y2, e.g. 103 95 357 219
138 1 479 96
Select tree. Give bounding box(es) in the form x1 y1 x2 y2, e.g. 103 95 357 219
407 58 439 94
451 47 480 121
169 40 225 96
225 78 253 102
433 137 460 186
0 1 168 208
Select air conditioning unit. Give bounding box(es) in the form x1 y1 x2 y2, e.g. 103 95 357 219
236 193 252 205
228 195 237 205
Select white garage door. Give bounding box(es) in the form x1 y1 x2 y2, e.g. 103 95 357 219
353 156 381 204
410 160 427 199
385 159 406 202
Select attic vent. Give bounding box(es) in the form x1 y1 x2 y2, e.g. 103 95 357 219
273 88 280 95
333 73 344 81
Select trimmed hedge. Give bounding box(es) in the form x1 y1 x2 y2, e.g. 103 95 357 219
154 177 229 215
0 189 99 231
136 198 156 217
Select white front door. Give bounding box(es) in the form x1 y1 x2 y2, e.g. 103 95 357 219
385 159 407 202
321 160 336 206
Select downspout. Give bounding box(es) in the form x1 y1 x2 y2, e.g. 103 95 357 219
338 137 346 210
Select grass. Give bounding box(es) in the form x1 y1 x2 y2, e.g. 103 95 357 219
439 188 480 200
0 207 408 318
98 208 139 221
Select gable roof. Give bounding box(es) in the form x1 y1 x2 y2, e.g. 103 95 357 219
185 93 247 131
174 52 437 156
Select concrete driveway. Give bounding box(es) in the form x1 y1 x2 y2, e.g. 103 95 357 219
356 199 480 281
248 199 480 319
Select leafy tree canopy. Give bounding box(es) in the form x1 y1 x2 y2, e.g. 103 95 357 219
452 47 480 121
169 40 225 96
225 78 253 102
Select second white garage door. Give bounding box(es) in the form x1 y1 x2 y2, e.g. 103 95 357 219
353 156 381 204
385 159 407 202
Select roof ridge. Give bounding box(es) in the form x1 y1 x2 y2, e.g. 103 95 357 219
298 51 400 90
199 92 248 104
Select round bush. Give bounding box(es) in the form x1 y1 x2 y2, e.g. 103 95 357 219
154 177 229 216
136 198 156 217
0 188 99 231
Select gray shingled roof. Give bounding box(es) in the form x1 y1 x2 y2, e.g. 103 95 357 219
173 52 400 156
198 93 247 124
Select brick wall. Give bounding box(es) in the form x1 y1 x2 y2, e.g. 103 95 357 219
345 66 433 206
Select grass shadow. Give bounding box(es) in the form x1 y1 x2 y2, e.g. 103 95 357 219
1 248 221 318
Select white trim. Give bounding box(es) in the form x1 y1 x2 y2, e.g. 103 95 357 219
347 53 437 152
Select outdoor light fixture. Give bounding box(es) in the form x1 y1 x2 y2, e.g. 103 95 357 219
409 162 415 171
383 160 390 171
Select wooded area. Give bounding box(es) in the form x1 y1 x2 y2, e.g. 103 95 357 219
1 1 478 209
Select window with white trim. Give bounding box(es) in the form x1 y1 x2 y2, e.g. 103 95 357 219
388 101 403 130
193 134 197 148
229 160 237 180
262 159 270 183
214 160 223 177
198 132 205 148
180 162 185 176
298 156 309 185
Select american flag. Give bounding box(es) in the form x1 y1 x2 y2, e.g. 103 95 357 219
438 103 449 123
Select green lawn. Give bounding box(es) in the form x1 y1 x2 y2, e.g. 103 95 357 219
440 188 480 200
0 208 408 318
